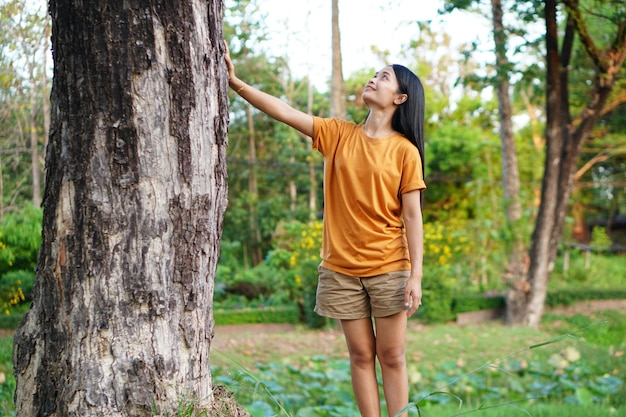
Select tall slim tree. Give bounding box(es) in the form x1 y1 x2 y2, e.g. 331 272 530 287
485 0 527 300
13 1 230 415
0 0 50 213
331 0 346 119
442 0 525 290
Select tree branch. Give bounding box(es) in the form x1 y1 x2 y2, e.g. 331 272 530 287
561 0 606 68
574 152 609 181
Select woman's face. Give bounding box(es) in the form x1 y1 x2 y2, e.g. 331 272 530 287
362 66 405 109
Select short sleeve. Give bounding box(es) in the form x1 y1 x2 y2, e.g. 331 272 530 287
312 117 347 156
400 145 427 194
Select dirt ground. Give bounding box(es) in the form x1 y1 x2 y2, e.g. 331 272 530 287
211 322 351 363
212 299 626 359
4 299 623 359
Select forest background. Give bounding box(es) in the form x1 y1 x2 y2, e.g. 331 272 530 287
0 0 624 325
0 0 625 414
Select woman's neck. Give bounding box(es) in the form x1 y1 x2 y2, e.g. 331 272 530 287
362 111 395 138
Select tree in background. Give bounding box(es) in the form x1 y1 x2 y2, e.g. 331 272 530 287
489 0 525 289
0 0 50 216
13 1 231 415
331 0 347 120
511 0 626 327
223 0 327 269
443 0 626 326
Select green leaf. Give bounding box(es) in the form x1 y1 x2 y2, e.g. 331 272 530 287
575 387 593 406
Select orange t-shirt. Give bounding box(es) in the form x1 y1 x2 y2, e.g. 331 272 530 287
312 117 426 277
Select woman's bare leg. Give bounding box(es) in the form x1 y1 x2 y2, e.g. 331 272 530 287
341 318 380 417
375 312 409 417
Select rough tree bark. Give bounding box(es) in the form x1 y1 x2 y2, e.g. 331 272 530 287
13 1 230 415
507 0 626 327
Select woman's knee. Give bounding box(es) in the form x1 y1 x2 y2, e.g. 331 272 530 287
348 346 377 367
377 346 406 369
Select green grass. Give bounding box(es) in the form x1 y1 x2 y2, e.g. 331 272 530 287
0 336 14 417
211 310 626 416
413 403 626 416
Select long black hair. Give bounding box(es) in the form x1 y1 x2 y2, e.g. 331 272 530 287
391 64 425 181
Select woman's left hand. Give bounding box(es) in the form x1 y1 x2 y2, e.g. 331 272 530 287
404 276 422 317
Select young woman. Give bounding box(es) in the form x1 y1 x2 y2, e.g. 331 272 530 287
224 43 426 417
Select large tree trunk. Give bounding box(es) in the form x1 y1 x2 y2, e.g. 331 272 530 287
13 1 229 415
507 0 625 327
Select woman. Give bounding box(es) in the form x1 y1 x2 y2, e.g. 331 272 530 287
224 43 426 417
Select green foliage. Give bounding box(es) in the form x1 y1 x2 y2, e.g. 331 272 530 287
0 205 40 316
266 220 327 328
551 250 626 288
0 0 50 211
0 335 15 417
452 293 506 314
419 221 473 323
544 288 626 307
425 122 500 222
216 262 288 307
544 310 626 349
213 357 359 417
419 269 455 323
214 306 299 326
222 21 327 269
0 269 34 315
0 302 28 329
212 313 626 416
0 204 42 275
590 227 612 252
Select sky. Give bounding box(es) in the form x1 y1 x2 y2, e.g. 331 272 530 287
29 0 492 91
255 0 492 89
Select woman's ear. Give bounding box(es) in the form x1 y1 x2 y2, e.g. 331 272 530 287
394 94 408 105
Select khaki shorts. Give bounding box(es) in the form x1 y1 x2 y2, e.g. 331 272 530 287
314 266 410 320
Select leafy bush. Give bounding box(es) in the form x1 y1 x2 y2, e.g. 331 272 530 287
418 266 455 323
216 262 288 305
545 287 626 307
420 221 473 323
452 292 506 314
0 269 35 315
266 220 327 328
551 249 626 289
214 305 300 326
0 204 42 276
0 302 29 329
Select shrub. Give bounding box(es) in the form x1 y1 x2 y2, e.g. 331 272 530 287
452 292 506 314
0 269 35 315
213 305 299 326
545 287 626 307
418 267 455 323
266 220 327 328
420 221 473 323
0 204 42 276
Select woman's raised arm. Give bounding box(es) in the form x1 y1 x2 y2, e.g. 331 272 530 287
224 42 314 138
